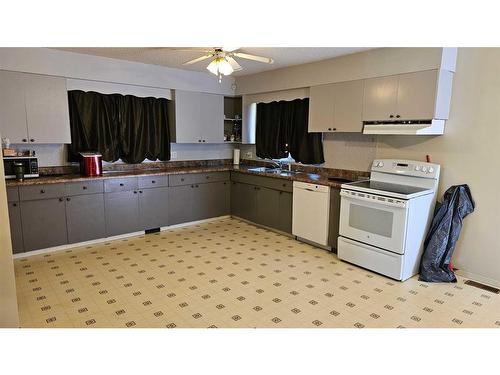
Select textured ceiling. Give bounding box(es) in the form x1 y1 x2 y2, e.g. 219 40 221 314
53 47 372 76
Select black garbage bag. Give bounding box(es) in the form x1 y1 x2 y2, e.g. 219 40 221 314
419 184 475 282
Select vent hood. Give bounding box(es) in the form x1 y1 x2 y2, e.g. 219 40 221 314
363 119 445 135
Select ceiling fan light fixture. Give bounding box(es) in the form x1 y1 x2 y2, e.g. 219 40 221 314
207 57 234 77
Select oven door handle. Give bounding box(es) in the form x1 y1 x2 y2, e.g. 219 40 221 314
340 190 407 208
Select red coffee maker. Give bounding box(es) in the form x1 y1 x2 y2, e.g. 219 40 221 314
79 152 103 177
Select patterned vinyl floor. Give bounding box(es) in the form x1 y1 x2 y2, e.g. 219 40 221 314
14 217 500 328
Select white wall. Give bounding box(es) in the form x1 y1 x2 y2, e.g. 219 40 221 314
376 48 500 287
235 47 500 286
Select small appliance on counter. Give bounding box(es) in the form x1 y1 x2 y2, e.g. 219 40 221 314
3 156 39 180
79 152 102 176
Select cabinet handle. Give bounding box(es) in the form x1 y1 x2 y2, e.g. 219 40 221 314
151 180 156 184
30 139 35 142
139 190 143 194
40 189 45 194
181 178 184 182
332 128 337 131
22 139 27 143
83 186 87 190
133 191 137 194
389 115 394 118
198 140 202 143
282 183 286 187
195 184 199 188
206 176 210 179
12 203 17 207
328 128 332 131
59 198 64 202
119 183 124 187
396 115 401 118
202 140 206 143
66 197 71 201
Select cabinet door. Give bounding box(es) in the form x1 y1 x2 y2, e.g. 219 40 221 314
0 71 29 143
396 70 438 120
139 187 169 230
174 90 203 143
197 181 230 219
308 84 335 132
328 188 341 249
255 186 280 229
24 74 71 144
104 191 140 236
200 93 224 143
230 181 244 218
8 202 24 253
333 80 364 132
362 75 399 121
233 183 257 222
277 191 293 234
66 194 106 244
20 198 68 251
168 184 195 225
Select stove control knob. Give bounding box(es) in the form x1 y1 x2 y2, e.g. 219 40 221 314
378 161 384 167
428 167 434 173
421 166 428 173
415 165 421 171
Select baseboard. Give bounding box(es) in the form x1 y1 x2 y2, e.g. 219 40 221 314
13 215 231 260
230 215 294 238
455 269 500 289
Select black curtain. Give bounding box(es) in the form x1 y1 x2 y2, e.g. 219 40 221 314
255 98 324 164
68 90 121 162
118 95 170 164
68 90 171 164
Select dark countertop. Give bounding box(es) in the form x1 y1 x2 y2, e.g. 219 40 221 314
6 164 364 189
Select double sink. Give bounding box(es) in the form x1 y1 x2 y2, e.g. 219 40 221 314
247 166 354 183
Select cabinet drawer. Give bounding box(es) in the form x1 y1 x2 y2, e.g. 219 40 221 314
19 183 67 201
104 177 138 193
169 172 229 186
231 172 293 192
6 187 19 202
67 180 104 196
138 175 169 189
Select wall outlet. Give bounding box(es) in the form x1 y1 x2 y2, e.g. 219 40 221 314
171 151 177 159
245 151 253 159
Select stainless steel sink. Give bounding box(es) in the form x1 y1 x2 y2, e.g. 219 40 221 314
247 167 302 176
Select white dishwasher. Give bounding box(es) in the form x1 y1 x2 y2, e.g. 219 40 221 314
292 181 331 246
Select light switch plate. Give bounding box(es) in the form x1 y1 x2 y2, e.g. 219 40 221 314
171 151 177 159
245 151 253 158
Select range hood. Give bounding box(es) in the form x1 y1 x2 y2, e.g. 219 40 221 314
362 119 445 135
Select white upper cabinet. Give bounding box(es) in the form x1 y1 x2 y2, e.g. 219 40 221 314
362 76 399 121
0 71 71 144
24 74 71 144
0 71 29 143
308 79 364 133
362 69 452 122
173 90 224 143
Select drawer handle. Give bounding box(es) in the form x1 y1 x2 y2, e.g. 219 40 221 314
66 197 71 201
30 139 35 142
133 191 137 194
120 183 124 187
282 183 286 187
22 139 27 143
139 190 143 194
12 203 17 207
151 180 156 184
206 176 210 179
40 189 45 194
181 178 185 182
59 197 64 202
83 186 87 190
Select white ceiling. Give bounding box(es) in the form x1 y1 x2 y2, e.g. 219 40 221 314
53 47 372 76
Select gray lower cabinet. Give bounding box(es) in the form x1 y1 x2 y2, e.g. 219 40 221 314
255 186 280 229
168 185 195 225
277 191 293 234
328 188 341 250
66 194 106 244
231 181 257 222
139 187 169 230
20 198 68 251
8 201 24 253
105 191 140 236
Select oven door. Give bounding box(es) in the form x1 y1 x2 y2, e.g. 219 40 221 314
339 189 409 254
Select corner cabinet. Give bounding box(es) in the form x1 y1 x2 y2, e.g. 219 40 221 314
0 71 71 144
308 79 364 133
171 90 224 143
362 69 453 122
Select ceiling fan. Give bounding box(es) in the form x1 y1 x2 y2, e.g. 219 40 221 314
182 47 274 81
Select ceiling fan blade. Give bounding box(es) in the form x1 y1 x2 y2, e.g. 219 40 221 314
233 52 274 64
183 54 213 65
223 46 241 52
226 56 243 71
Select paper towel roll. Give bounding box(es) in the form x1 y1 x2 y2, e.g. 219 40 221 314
233 149 240 165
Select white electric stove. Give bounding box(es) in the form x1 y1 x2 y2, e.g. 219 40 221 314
337 159 441 281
